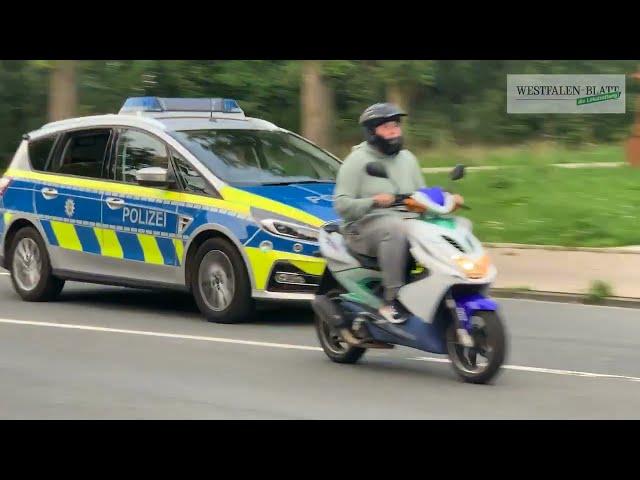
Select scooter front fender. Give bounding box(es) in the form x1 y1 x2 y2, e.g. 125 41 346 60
454 293 499 318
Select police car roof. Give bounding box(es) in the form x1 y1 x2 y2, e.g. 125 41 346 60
29 111 281 140
29 114 280 138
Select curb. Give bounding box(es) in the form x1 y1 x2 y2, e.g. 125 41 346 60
484 243 640 255
491 288 640 309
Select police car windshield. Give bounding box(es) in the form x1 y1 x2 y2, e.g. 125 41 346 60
171 129 340 186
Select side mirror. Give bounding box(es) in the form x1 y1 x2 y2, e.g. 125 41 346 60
136 167 173 188
449 164 465 181
365 162 389 179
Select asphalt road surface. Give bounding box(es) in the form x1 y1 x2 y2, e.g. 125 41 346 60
1 268 639 419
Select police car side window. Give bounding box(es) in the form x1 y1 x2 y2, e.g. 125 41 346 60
171 151 217 196
51 129 111 178
115 129 169 184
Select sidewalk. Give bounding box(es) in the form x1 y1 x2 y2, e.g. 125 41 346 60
487 245 640 298
422 162 625 174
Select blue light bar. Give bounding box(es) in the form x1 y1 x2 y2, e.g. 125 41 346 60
120 97 164 113
119 97 243 114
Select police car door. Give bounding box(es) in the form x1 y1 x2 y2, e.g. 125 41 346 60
100 128 180 285
33 128 112 272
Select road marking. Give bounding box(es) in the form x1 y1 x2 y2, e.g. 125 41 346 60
0 318 322 352
1 317 639 384
411 357 640 383
0 272 8 276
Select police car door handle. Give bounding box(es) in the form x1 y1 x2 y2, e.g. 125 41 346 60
106 197 125 210
41 187 58 200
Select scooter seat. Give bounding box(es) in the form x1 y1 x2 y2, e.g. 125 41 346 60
347 248 420 277
347 248 381 270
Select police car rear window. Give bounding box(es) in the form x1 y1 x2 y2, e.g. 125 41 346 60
28 136 57 171
54 130 111 179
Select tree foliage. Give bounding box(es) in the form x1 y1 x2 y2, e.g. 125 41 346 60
1 60 637 168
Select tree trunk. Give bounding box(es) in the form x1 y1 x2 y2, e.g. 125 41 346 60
301 61 333 150
386 83 410 113
386 83 412 139
627 69 640 167
48 61 78 122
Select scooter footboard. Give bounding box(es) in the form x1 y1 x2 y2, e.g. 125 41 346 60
369 316 449 354
340 300 449 354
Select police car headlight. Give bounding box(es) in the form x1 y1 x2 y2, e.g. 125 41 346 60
251 207 320 242
260 219 319 241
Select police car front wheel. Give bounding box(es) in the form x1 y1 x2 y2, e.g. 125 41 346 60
9 226 65 302
191 238 255 323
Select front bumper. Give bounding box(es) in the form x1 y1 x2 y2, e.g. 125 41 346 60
265 260 321 293
252 290 315 302
251 260 322 302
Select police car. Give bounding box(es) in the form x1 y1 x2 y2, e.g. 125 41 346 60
0 97 341 323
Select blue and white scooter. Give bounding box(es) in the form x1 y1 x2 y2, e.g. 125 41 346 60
313 164 507 383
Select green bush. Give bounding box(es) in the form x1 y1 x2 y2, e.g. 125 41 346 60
587 280 614 303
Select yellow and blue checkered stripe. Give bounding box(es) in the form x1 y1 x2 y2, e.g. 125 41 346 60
39 218 185 266
3 169 329 283
0 211 12 238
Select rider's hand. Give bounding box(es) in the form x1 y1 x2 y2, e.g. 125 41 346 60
452 194 465 211
373 193 395 207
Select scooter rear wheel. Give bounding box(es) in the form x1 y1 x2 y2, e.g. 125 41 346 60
314 289 366 364
446 310 506 384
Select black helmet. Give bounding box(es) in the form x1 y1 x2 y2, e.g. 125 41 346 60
359 103 407 130
359 103 407 156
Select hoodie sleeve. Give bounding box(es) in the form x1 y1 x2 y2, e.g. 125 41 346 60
410 152 427 190
334 154 375 222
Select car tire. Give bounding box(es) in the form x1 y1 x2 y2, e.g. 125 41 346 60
8 226 65 302
190 237 255 323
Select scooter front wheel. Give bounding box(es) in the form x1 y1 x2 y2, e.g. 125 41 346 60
446 310 506 384
314 290 366 364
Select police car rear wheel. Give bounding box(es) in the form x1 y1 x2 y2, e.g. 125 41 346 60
9 226 65 302
191 238 254 323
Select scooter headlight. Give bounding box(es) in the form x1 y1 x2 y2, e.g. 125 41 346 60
453 254 491 279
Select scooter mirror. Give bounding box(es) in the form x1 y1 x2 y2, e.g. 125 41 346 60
450 164 465 181
365 162 389 179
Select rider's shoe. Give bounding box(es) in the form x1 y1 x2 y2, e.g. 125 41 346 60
378 300 408 324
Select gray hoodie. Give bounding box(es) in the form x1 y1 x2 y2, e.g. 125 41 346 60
334 141 426 227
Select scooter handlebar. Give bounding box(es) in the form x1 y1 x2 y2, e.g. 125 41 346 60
391 193 412 206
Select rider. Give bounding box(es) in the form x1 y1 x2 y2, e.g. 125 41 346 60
334 103 463 326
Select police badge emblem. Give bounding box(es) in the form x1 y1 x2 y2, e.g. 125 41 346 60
65 198 75 218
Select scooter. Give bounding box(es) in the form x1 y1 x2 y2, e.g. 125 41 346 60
312 163 507 384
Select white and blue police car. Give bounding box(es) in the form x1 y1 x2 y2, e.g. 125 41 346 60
0 97 341 323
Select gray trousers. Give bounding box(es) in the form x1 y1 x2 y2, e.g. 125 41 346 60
344 214 410 303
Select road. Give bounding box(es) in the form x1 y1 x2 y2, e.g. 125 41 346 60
0 269 639 419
